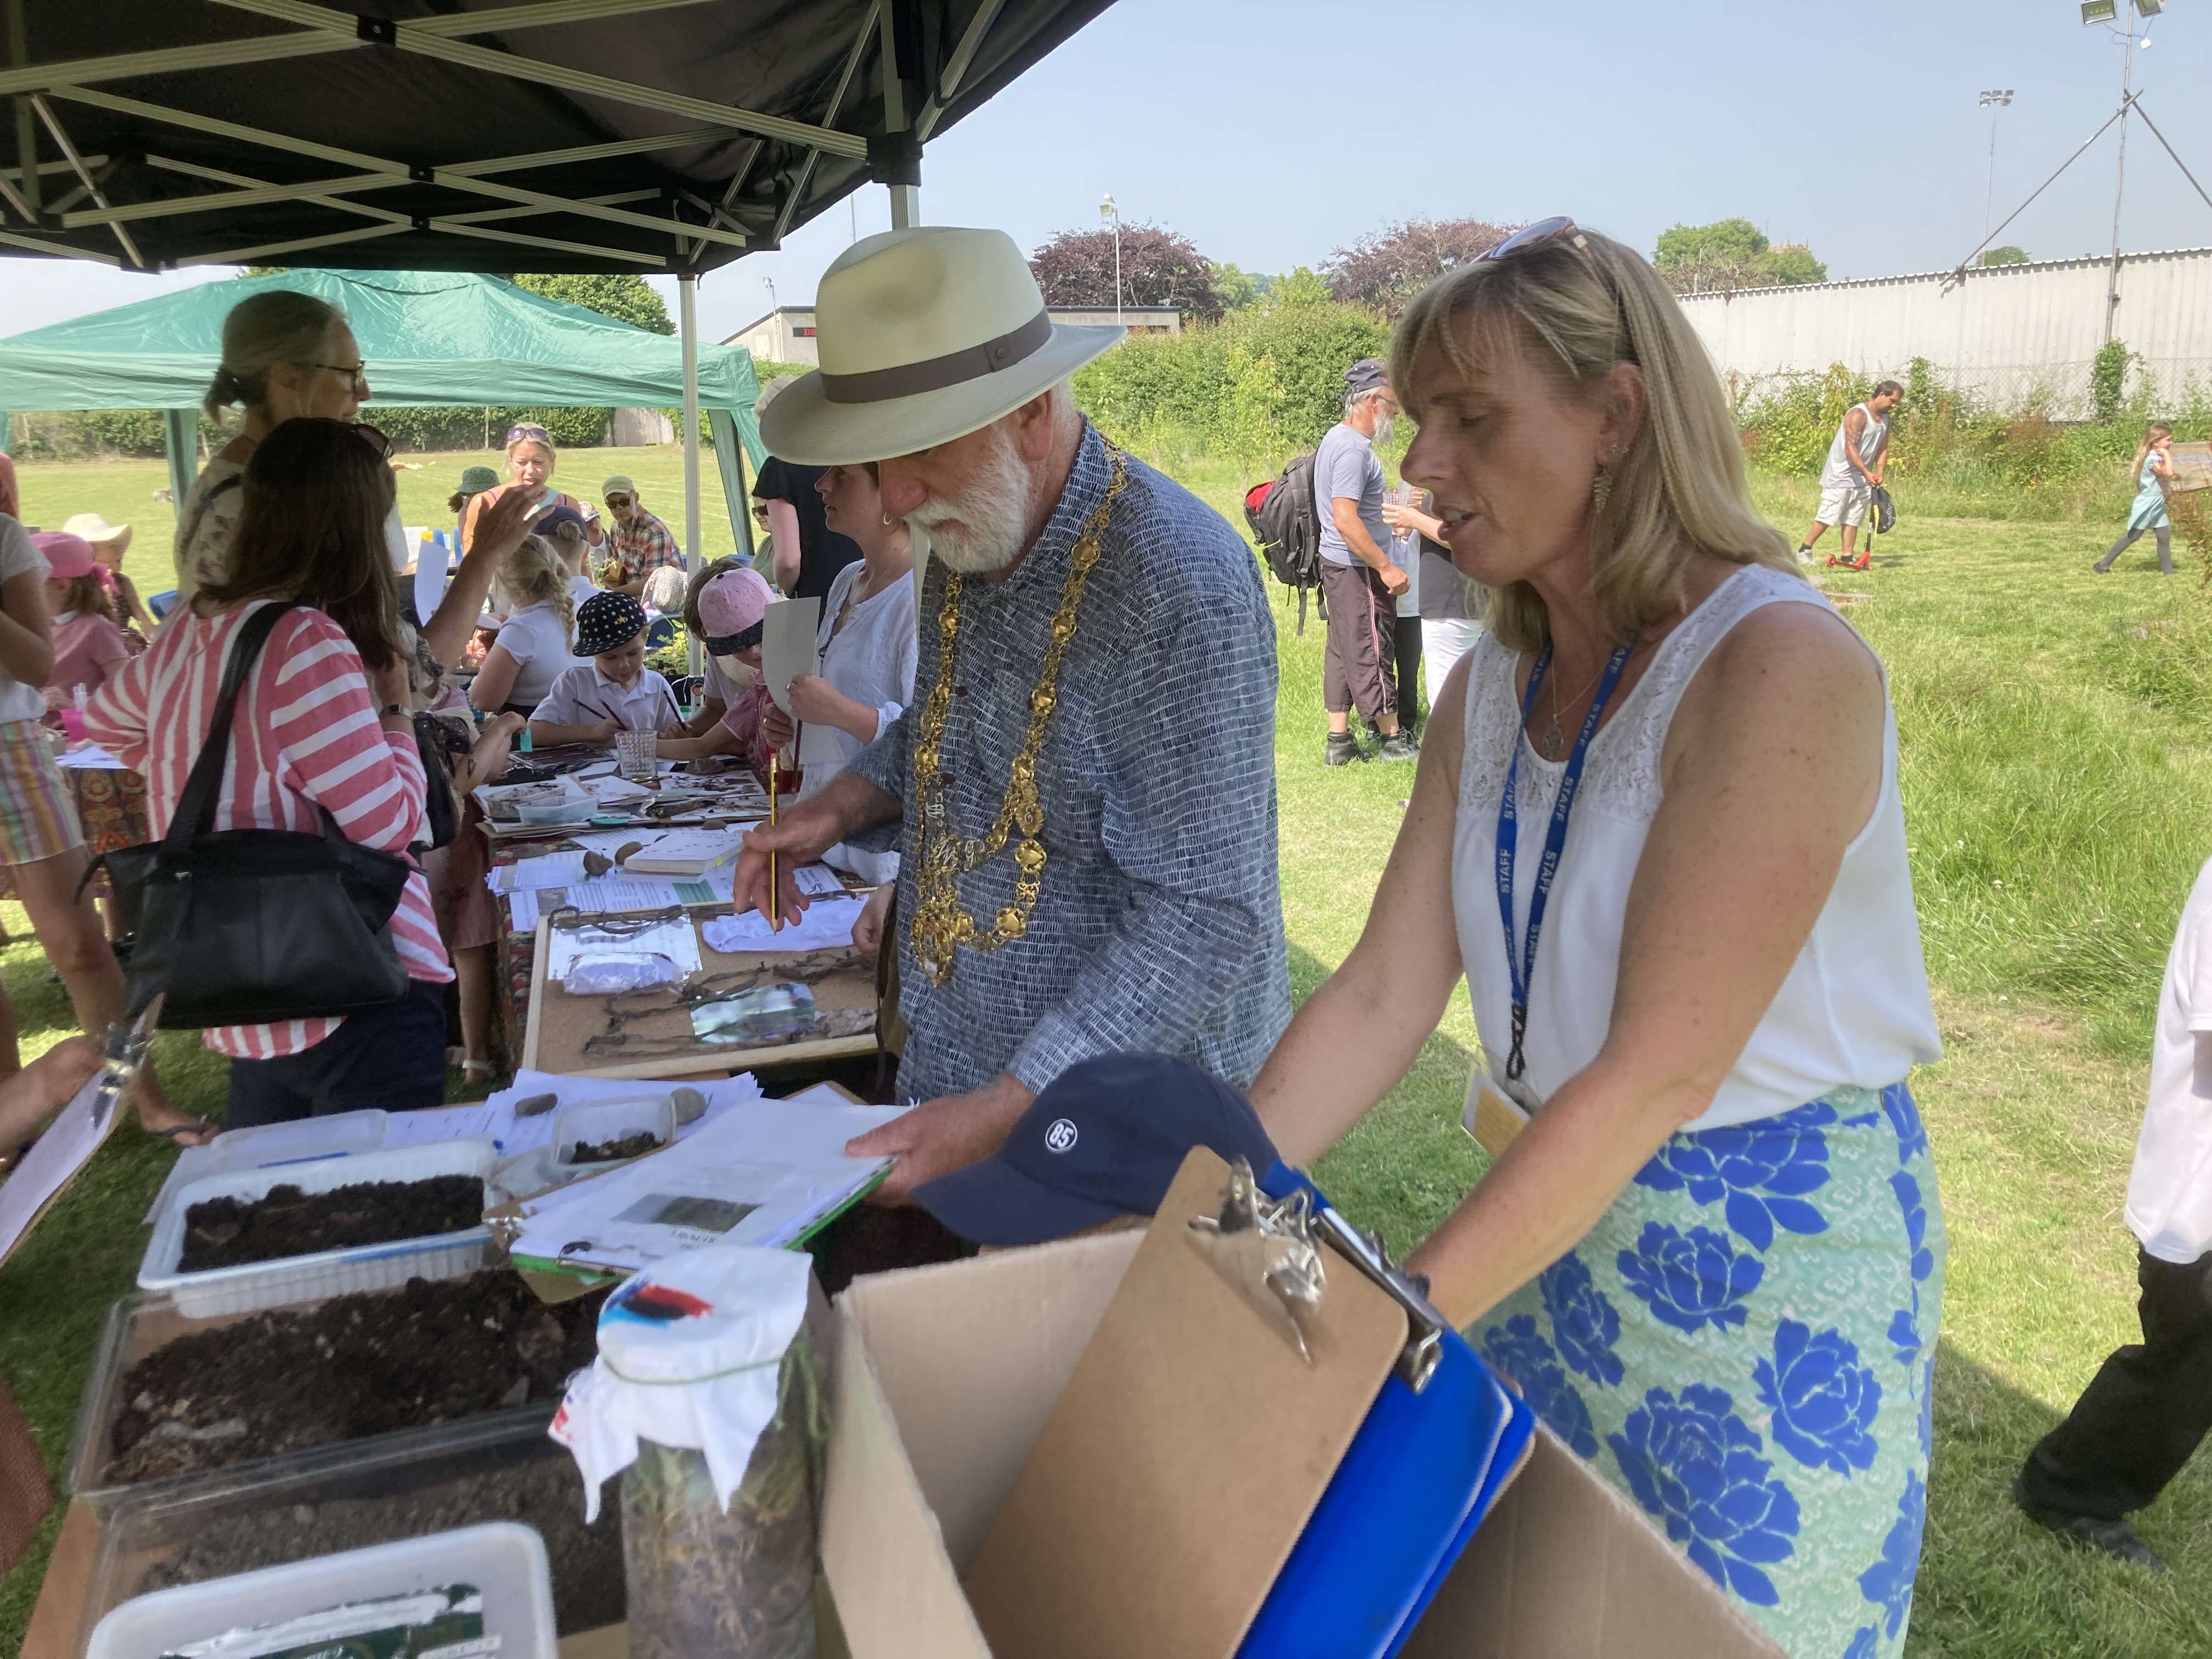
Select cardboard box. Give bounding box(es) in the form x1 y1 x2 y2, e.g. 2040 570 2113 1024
822 1231 1785 1659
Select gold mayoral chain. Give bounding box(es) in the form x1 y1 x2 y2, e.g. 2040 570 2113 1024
908 446 1131 986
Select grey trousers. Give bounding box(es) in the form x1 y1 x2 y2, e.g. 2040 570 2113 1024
2097 524 2174 574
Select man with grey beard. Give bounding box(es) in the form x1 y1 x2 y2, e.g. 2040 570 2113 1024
736 226 1289 1203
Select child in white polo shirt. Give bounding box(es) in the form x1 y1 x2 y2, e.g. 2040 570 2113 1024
2016 853 2212 1571
527 590 678 747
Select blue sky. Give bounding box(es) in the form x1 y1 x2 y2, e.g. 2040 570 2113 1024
4 0 2207 343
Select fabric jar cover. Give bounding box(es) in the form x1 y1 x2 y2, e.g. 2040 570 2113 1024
550 1243 811 1522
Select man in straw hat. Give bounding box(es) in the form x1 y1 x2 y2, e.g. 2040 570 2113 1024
735 226 1289 1200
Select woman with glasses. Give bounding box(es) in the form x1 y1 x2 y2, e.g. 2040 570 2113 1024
461 425 603 560
178 291 377 606
1246 223 1943 1658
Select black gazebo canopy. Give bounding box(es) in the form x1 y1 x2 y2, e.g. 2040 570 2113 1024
0 0 1111 276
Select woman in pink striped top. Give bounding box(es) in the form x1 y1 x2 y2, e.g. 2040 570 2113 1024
86 420 537 1125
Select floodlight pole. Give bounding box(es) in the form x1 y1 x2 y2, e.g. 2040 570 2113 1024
2104 10 2138 342
1979 89 2012 241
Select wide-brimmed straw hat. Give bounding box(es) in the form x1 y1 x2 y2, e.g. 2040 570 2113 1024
759 227 1124 466
62 513 131 557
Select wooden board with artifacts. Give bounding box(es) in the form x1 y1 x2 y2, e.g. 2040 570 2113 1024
521 908 879 1081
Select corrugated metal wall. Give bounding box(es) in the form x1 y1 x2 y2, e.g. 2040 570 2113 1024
1677 246 2212 417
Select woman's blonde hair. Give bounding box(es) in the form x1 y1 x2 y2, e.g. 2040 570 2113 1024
498 534 575 647
1391 228 1795 652
202 291 348 424
506 432 557 475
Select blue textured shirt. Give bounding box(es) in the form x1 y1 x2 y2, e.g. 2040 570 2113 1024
845 423 1290 1102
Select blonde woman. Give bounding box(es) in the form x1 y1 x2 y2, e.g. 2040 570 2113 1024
1246 222 1943 1658
468 536 575 718
2095 422 2177 574
177 291 370 603
462 424 601 557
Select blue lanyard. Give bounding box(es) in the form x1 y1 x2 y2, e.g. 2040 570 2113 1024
1494 635 1636 1083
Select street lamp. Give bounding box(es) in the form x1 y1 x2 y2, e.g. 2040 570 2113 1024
1099 191 1122 327
1979 89 2013 241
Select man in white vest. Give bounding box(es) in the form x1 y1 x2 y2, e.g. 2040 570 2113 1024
1797 380 1900 572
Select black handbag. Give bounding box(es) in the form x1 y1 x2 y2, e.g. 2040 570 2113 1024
94 602 415 1029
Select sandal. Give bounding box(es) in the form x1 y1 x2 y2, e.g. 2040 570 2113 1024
462 1057 498 1085
151 1119 213 1143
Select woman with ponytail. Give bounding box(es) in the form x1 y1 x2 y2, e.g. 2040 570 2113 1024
176 291 369 605
468 535 576 718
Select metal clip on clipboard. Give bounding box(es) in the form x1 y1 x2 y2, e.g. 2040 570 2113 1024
1188 1158 1451 1392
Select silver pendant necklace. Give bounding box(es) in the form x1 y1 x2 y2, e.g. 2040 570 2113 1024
1539 658 1610 761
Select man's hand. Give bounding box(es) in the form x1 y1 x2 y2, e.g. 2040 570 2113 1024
732 792 845 925
845 1072 1035 1203
1379 562 1410 598
851 881 893 955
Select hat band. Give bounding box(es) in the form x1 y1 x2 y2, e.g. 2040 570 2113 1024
818 309 1054 407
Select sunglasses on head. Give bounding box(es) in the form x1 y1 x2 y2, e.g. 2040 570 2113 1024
1480 216 1625 313
505 424 552 445
352 421 391 460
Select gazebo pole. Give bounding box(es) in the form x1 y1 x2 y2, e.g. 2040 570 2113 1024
680 269 702 680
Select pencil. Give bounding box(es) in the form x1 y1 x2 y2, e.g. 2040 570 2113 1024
767 758 779 932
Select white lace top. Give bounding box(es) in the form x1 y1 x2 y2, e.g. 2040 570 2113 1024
1451 564 1939 1130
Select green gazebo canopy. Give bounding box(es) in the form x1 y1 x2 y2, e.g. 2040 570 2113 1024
0 268 764 537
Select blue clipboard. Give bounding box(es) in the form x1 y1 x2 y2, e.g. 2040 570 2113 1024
1237 1164 1538 1659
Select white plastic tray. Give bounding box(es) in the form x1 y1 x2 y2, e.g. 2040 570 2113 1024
143 1109 390 1229
550 1092 675 1166
87 1521 556 1659
139 1138 499 1318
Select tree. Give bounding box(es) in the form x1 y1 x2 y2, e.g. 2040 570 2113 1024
1268 267 1333 310
1653 219 1827 293
1322 216 1517 317
511 273 673 335
1213 262 1263 312
1028 223 1224 323
1979 246 2030 267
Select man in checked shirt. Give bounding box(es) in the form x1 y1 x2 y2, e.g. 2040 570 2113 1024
596 473 682 598
735 226 1290 1201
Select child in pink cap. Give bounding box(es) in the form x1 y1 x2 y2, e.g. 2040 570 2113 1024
32 532 132 720
657 567 774 783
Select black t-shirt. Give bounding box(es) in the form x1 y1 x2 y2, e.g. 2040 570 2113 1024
752 458 862 602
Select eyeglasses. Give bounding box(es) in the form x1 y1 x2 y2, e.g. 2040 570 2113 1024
1479 216 1624 313
298 360 369 391
505 424 552 445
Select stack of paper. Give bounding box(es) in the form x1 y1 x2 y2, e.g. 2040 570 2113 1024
505 1086 903 1275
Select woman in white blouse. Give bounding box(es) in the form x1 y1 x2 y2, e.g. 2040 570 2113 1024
1247 222 1943 1659
760 462 916 887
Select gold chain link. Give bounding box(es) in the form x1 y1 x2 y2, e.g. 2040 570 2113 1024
907 447 1130 986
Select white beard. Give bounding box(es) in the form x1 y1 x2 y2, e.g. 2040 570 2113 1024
1371 413 1395 447
907 425 1032 574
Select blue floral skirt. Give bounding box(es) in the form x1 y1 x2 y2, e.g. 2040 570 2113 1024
1470 1084 1944 1659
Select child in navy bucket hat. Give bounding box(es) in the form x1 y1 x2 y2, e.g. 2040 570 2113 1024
527 590 680 746
912 1053 1280 1247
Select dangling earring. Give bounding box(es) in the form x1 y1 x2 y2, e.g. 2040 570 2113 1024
882 513 896 528
1592 448 1618 514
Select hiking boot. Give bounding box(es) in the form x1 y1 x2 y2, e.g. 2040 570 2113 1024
2013 1478 2168 1571
1324 732 1364 768
1375 731 1420 763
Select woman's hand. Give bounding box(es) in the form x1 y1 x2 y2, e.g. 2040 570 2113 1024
471 484 554 562
760 702 794 754
1381 500 1443 539
786 672 868 739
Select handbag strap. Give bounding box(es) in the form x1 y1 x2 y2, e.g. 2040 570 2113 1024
167 601 305 847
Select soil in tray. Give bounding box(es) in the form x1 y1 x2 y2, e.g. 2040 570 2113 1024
178 1174 485 1271
568 1130 664 1163
129 1448 625 1636
106 1272 606 1485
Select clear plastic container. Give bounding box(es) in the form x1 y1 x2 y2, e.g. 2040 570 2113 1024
86 1521 557 1659
550 1093 676 1167
620 1351 818 1659
138 1137 497 1317
80 1411 623 1651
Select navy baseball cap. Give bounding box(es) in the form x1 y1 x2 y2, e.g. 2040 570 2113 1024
912 1054 1281 1248
538 504 590 541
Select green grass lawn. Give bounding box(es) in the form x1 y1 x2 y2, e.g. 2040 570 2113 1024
3 452 2210 1655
